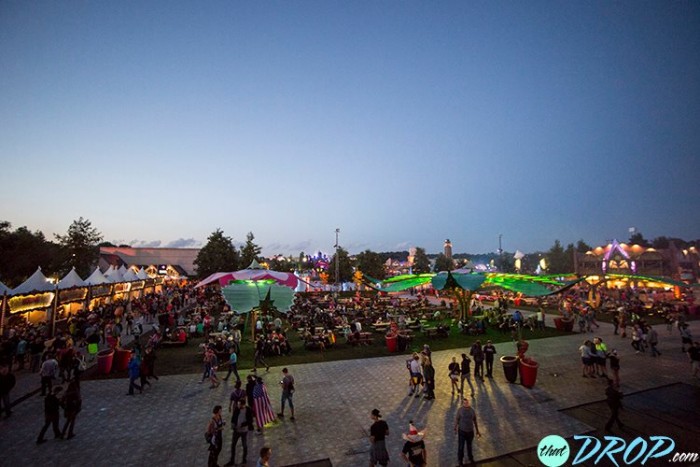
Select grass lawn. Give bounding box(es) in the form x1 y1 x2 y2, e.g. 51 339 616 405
152 321 564 376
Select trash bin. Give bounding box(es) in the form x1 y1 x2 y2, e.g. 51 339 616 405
500 356 518 383
397 334 408 352
385 335 398 353
96 349 114 375
519 357 539 388
114 349 132 372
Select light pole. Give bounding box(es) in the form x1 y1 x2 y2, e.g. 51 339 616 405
334 228 340 290
498 234 503 271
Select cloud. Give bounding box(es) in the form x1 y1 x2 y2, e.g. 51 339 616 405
127 239 162 248
264 240 313 254
165 238 201 248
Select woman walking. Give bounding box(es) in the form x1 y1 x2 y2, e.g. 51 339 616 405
206 405 225 467
448 356 461 395
369 409 389 467
252 377 276 434
60 380 82 439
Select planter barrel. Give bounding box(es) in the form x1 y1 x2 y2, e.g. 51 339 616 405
385 335 398 353
519 357 539 388
113 349 132 372
554 317 574 332
96 349 114 375
500 356 518 383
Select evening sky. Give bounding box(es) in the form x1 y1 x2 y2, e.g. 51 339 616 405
1 1 699 255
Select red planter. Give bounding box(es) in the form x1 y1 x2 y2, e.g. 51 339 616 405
519 357 539 388
385 335 398 353
97 349 114 375
114 349 132 372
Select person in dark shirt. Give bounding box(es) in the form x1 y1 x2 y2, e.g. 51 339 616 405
688 341 700 378
483 340 497 378
0 364 16 417
604 379 624 432
37 386 63 444
401 422 427 467
369 408 389 467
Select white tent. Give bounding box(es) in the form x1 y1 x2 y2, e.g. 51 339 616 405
0 281 11 295
11 267 55 295
118 264 128 275
84 267 110 285
106 268 125 283
58 267 86 289
122 269 139 282
136 268 149 280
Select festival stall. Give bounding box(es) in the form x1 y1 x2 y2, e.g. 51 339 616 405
56 267 89 317
7 267 57 326
84 267 113 308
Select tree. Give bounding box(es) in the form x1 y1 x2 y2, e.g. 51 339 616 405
433 253 454 272
329 247 353 283
0 221 60 286
194 229 239 278
629 232 651 247
546 240 570 274
575 239 592 253
55 217 103 278
412 247 431 273
240 232 262 268
354 249 386 280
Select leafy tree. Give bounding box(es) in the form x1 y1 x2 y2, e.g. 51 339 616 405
546 240 571 274
354 249 386 280
629 232 651 247
194 229 239 278
267 256 294 273
240 232 262 268
0 222 60 286
575 239 592 253
433 253 454 272
564 243 576 272
329 246 353 283
55 217 103 278
412 247 431 274
98 241 116 248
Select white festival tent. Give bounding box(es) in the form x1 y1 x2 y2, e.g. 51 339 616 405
84 267 110 286
57 267 86 289
118 265 129 275
136 268 149 280
0 281 12 295
11 267 56 295
122 269 139 282
104 266 125 283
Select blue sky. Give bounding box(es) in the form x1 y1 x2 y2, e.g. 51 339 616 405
1 1 699 256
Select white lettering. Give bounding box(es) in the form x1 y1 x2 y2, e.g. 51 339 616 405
672 452 700 463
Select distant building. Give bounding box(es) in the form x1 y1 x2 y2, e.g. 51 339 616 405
444 239 453 259
99 246 199 277
574 239 699 282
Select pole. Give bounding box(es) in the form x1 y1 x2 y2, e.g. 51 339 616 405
498 234 503 271
0 291 7 337
50 284 59 338
335 228 340 291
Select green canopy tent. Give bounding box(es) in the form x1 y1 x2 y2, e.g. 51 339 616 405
221 279 296 341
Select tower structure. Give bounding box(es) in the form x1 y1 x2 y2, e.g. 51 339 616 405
444 239 453 259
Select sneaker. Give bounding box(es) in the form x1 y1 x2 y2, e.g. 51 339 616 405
277 413 284 418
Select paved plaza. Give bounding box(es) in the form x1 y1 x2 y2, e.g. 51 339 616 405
1 321 699 467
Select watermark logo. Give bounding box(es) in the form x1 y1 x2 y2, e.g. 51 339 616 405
538 434 699 466
537 435 570 467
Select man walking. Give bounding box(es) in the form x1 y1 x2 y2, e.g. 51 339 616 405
37 386 63 444
0 364 16 417
126 354 142 396
39 353 58 396
688 341 700 378
224 398 254 467
604 379 624 432
648 327 661 357
277 368 295 420
460 354 475 397
455 397 481 466
483 341 497 378
223 349 241 382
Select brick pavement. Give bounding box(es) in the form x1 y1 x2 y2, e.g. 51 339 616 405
0 320 698 467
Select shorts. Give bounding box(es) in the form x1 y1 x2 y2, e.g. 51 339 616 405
581 357 592 366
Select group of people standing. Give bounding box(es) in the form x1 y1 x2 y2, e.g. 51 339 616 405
205 367 295 467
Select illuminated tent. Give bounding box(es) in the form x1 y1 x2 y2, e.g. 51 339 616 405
195 260 299 289
104 266 125 283
136 268 149 280
84 267 110 286
0 281 10 295
221 280 295 315
122 269 139 282
12 267 55 295
57 268 86 289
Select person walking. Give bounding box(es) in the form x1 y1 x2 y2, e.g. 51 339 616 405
680 324 692 353
455 397 481 466
460 354 475 397
401 422 427 467
39 353 58 396
688 341 700 378
252 337 270 373
483 340 497 378
142 346 158 381
222 349 241 383
277 368 295 420
228 380 247 413
369 408 390 467
407 353 423 398
126 354 142 396
252 377 276 434
37 386 63 444
604 379 624 432
60 380 82 439
224 398 253 467
448 356 461 395
0 364 16 418
206 405 225 467
470 341 485 382
648 328 661 357
608 350 621 386
422 356 435 400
